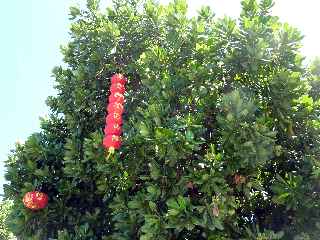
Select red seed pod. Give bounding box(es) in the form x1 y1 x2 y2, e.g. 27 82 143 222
108 92 124 104
106 112 123 125
111 73 127 85
104 123 122 135
23 191 48 210
107 102 124 114
103 135 121 149
110 83 125 94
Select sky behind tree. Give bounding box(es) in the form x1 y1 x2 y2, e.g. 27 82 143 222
0 0 319 195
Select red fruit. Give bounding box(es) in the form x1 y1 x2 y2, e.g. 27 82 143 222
109 92 124 104
110 83 125 94
106 112 123 125
103 135 121 149
104 123 122 135
23 191 48 210
111 73 127 85
107 102 124 114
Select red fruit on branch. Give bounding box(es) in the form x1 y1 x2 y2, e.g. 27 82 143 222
110 83 125 94
103 135 121 149
104 123 122 135
106 112 123 125
109 92 125 104
111 73 127 85
107 102 124 114
23 191 48 210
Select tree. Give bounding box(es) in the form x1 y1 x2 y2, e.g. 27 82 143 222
308 57 320 100
0 200 15 240
4 0 320 239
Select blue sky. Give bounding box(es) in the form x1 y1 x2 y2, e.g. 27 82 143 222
0 0 319 195
0 0 74 194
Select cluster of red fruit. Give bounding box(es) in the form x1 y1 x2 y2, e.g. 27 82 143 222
23 191 48 210
103 73 127 151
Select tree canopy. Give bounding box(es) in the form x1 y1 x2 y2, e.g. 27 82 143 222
0 200 14 240
4 0 320 239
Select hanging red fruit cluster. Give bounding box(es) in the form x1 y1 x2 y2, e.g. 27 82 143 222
23 191 48 210
103 73 127 151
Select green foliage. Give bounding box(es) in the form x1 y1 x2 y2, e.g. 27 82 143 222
308 57 320 101
0 200 15 240
3 0 320 239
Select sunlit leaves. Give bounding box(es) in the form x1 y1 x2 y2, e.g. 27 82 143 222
4 0 320 239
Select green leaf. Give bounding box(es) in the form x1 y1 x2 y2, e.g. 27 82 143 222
139 122 149 137
69 6 80 20
166 198 179 210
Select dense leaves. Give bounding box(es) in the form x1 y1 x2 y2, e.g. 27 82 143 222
3 0 320 239
0 200 14 240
